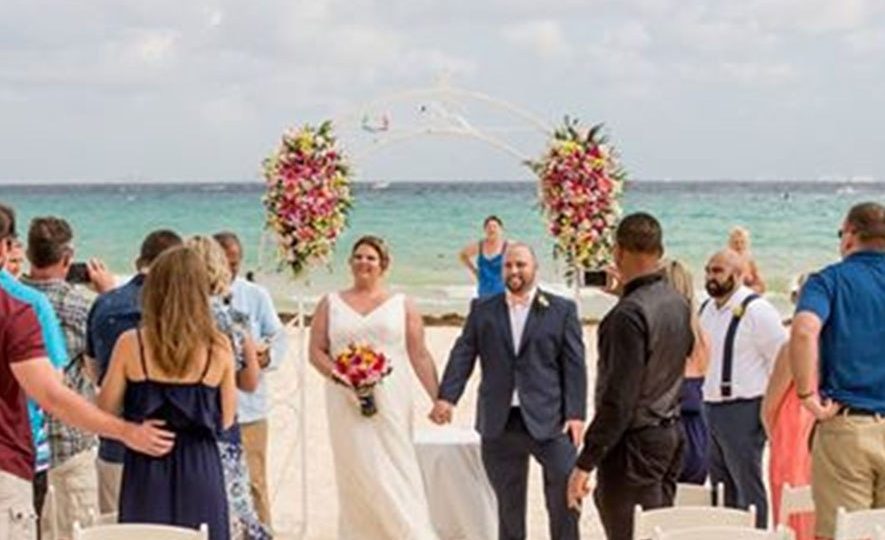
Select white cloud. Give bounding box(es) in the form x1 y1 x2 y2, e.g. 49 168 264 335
845 29 885 53
502 20 572 59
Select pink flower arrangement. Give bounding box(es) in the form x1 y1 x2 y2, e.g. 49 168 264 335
529 118 626 276
333 343 393 417
262 121 353 278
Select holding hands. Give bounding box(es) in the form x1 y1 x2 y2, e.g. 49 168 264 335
429 399 454 425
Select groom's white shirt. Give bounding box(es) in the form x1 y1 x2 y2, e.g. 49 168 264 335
507 286 537 407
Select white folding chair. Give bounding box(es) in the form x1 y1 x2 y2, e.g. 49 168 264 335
778 483 815 525
72 522 209 540
674 482 725 507
653 525 793 540
86 509 118 526
876 524 885 540
633 505 757 540
834 507 885 540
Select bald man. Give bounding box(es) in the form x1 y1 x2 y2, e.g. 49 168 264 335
434 243 587 540
700 248 786 528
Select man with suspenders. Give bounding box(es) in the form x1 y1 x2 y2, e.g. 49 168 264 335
700 249 787 528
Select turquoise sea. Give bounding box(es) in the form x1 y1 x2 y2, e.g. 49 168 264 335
3 181 882 317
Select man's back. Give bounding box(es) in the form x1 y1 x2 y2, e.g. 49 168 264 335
797 250 885 412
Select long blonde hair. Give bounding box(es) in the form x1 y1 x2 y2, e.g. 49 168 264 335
186 235 232 297
663 259 705 354
141 246 223 377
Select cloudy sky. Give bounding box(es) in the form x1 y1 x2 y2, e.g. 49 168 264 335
1 0 883 183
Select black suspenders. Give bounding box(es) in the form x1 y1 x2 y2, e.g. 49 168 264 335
700 294 760 398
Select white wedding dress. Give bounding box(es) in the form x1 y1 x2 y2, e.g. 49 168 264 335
325 292 438 540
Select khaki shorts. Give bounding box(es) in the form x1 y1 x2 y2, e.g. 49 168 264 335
0 471 36 540
42 450 98 539
95 458 123 515
812 414 885 538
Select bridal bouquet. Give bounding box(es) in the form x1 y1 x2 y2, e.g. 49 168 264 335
262 121 353 279
333 343 392 417
529 117 627 277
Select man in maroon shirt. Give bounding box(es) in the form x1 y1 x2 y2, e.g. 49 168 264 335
0 204 175 540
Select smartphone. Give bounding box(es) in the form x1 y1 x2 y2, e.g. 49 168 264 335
583 270 608 287
66 262 90 284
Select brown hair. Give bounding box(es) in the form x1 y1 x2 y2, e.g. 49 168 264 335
137 229 183 269
663 259 701 340
846 202 885 246
351 235 391 271
616 212 663 255
186 235 232 297
0 203 15 240
141 246 224 377
27 217 73 269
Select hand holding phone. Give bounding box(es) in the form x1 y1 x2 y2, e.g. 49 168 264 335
66 262 90 284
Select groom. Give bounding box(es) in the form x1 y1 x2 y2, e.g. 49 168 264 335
431 242 587 540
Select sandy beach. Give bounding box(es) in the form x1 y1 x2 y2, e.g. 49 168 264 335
263 324 607 540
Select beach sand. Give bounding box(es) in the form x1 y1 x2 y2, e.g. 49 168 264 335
264 324 607 540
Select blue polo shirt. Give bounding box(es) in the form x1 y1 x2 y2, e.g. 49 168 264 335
0 270 68 472
796 251 885 413
85 274 144 463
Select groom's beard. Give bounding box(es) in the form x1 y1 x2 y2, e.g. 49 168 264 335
506 273 535 296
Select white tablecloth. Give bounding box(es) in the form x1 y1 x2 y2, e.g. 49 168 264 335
415 427 498 540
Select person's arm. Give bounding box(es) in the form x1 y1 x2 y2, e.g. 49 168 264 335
575 308 646 472
96 331 133 415
256 287 287 370
236 335 260 392
684 329 711 377
404 296 439 403
459 243 479 279
437 301 480 405
761 344 792 436
790 273 839 419
217 339 237 430
561 299 587 419
749 260 767 294
308 296 340 382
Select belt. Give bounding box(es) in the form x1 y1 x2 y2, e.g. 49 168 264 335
840 406 882 417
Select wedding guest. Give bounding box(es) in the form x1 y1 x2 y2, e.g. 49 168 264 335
568 213 692 540
21 217 116 537
6 237 25 278
662 259 711 485
85 229 183 513
310 235 440 539
214 232 287 528
188 235 271 540
437 242 586 540
728 227 766 294
459 215 508 298
791 202 885 539
97 246 235 540
700 248 786 528
0 203 174 540
0 208 68 529
761 273 814 540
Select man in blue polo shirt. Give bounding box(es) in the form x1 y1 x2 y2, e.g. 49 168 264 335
791 201 885 539
85 229 182 513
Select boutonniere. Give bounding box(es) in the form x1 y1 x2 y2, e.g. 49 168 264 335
537 293 550 309
732 305 746 318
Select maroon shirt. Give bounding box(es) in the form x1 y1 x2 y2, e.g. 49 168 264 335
0 287 47 480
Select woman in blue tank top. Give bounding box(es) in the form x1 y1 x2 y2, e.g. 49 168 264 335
459 215 508 297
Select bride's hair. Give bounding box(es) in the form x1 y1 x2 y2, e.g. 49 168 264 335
351 235 391 271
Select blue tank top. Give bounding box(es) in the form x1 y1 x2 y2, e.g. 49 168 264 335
477 241 507 298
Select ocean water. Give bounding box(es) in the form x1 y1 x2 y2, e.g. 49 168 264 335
3 180 882 317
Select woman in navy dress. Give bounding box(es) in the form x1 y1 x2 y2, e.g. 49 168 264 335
663 260 712 484
98 246 236 540
458 215 508 297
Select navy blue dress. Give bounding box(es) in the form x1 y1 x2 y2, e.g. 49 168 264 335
678 377 710 484
119 330 230 540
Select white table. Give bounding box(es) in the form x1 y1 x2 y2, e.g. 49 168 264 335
414 427 498 540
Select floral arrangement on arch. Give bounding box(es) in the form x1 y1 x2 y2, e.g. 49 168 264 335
529 117 627 276
262 121 353 278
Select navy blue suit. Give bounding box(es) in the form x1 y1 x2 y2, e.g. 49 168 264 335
440 290 587 540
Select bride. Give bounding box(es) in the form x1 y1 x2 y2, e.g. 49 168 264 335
308 235 440 540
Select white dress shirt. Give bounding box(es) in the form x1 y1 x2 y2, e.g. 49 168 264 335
700 285 787 402
507 287 537 406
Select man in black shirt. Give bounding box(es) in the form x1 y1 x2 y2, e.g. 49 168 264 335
567 212 694 540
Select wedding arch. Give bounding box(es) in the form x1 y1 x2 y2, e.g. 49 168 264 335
259 80 625 539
